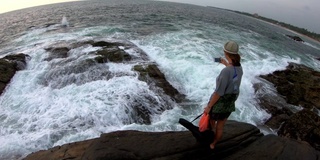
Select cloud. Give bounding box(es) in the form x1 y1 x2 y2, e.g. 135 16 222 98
303 5 311 11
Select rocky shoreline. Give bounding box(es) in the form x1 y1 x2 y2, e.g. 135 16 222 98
1 40 320 159
255 62 320 150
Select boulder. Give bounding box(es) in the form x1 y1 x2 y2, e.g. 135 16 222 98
91 41 125 48
95 47 131 63
44 47 70 61
44 41 134 63
253 81 293 130
286 35 304 42
3 53 29 70
256 62 320 150
23 120 320 160
0 53 29 95
133 64 185 102
278 109 320 150
260 63 320 110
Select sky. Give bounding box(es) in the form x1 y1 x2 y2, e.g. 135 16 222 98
0 0 78 14
0 0 319 34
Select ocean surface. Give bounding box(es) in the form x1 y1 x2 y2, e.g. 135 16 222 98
0 0 320 159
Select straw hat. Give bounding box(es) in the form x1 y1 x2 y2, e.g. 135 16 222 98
223 41 239 54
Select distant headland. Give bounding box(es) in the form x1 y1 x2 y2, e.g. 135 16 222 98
234 11 320 42
208 6 320 42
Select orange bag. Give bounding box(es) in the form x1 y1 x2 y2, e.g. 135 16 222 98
198 113 210 132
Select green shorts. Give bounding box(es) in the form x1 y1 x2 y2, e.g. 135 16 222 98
210 112 231 120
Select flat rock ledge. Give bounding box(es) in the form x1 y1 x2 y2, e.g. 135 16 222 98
24 121 320 160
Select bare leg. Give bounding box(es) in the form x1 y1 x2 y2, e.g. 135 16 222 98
210 119 216 132
210 118 228 149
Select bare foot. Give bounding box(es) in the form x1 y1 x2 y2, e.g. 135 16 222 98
209 143 215 150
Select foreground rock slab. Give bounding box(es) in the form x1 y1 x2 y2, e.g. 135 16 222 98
24 121 320 160
225 134 319 160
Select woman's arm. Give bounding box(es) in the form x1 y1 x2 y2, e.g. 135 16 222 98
204 92 220 114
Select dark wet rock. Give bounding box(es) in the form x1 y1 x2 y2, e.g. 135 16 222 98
91 41 124 48
0 53 29 95
224 134 319 160
286 35 304 42
44 23 57 28
132 105 152 125
24 120 320 160
260 63 320 110
91 40 141 63
278 109 320 150
39 58 110 89
95 47 131 63
0 59 15 94
134 64 185 102
256 62 320 150
253 81 294 130
255 62 320 132
46 40 148 63
3 53 30 70
44 47 70 61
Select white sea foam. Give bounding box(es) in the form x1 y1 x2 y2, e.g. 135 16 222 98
304 42 320 50
0 25 183 159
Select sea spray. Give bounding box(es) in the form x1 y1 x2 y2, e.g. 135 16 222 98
61 16 69 27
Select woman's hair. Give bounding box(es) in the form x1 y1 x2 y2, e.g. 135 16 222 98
225 52 241 66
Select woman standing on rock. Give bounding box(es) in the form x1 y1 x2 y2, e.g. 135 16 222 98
204 41 243 149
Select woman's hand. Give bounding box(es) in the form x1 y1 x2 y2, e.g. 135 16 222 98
204 106 211 114
220 58 228 66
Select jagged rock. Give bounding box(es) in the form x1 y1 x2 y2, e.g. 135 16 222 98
286 35 304 42
44 47 70 61
23 120 320 160
255 62 320 130
43 41 131 62
134 64 185 102
89 41 133 63
253 81 294 130
0 53 29 95
95 47 131 63
39 58 105 89
91 41 124 48
3 53 29 70
278 109 320 150
0 59 15 94
260 63 320 110
256 63 320 150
